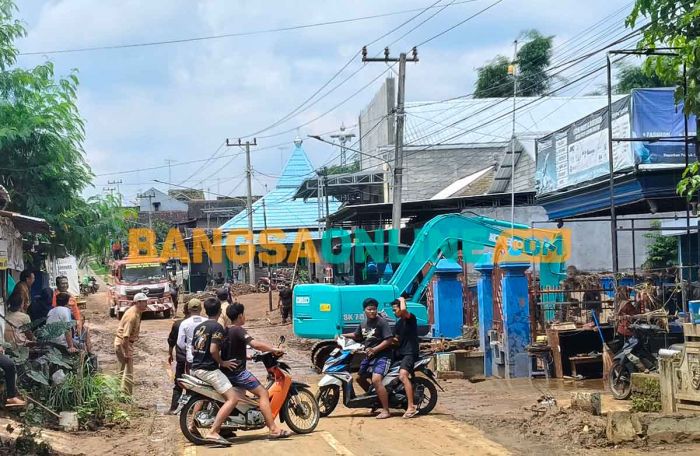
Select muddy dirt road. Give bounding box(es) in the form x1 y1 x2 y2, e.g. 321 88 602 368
48 290 508 456
46 289 700 456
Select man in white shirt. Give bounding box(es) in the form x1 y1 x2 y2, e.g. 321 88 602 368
46 292 78 352
176 299 205 365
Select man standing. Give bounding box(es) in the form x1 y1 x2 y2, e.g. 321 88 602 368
176 299 206 365
114 293 148 395
14 270 34 309
278 285 293 325
343 298 394 419
52 276 82 328
391 297 419 418
167 301 190 414
216 288 231 328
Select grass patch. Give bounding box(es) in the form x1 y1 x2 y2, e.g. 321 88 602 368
88 261 109 279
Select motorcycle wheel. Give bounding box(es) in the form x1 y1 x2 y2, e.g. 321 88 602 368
609 361 632 400
282 388 320 434
179 395 215 445
316 385 340 417
413 376 438 415
312 344 339 372
258 283 269 293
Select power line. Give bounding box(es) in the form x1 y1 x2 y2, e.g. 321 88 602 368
18 1 480 56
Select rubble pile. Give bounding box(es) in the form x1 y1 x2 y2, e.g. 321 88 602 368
519 407 608 449
230 283 259 296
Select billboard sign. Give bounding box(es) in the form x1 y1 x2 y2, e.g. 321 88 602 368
536 88 697 196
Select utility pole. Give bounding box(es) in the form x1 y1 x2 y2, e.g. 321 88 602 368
108 179 123 205
137 191 155 230
164 159 177 191
261 188 273 312
362 46 418 233
323 167 331 229
226 138 257 285
509 40 518 233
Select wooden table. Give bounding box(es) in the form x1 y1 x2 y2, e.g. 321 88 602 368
569 354 603 377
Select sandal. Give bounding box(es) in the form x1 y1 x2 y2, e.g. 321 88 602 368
203 435 232 447
268 429 291 440
376 411 391 420
402 408 418 419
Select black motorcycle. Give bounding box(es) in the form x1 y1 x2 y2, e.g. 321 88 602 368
608 323 683 399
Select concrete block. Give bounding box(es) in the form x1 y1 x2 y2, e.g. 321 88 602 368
436 370 464 380
606 412 640 443
570 391 601 416
640 414 700 443
453 350 484 379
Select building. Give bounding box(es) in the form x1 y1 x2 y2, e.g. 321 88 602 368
137 187 189 225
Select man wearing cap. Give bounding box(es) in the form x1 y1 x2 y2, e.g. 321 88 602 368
167 300 190 414
114 293 148 395
176 298 206 366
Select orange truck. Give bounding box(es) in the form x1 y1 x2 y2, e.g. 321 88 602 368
108 257 174 319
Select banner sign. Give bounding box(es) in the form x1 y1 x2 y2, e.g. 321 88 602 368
536 88 697 195
630 89 697 165
536 96 632 194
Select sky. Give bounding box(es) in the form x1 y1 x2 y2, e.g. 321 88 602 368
14 0 640 205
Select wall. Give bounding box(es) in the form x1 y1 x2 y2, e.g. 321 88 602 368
359 78 395 170
464 205 654 273
138 188 189 213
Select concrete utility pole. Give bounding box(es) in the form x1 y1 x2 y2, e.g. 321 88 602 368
226 138 257 285
164 159 177 190
137 190 156 230
362 46 418 232
108 179 123 205
509 40 518 233
261 189 273 312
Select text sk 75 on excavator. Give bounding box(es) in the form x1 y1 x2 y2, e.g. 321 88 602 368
292 213 568 370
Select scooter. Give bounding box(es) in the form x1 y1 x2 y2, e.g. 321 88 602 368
177 345 320 445
315 336 441 417
608 322 683 399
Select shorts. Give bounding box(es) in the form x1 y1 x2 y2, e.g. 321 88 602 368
226 369 262 391
359 356 391 378
398 354 418 374
192 369 233 394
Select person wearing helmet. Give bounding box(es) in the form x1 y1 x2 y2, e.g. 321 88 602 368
113 293 148 395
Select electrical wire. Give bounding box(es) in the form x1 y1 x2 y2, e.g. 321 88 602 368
18 1 480 56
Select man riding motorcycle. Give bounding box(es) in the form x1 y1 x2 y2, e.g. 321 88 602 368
342 297 394 419
220 302 291 439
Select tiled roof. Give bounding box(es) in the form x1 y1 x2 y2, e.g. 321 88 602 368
219 141 341 237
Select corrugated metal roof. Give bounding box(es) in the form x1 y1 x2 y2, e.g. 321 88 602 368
431 166 494 199
219 141 341 235
403 95 625 147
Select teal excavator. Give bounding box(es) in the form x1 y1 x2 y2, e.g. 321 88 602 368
292 213 567 370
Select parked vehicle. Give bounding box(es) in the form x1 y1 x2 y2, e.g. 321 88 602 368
257 274 290 293
177 347 320 445
108 257 174 319
608 322 684 399
315 336 440 417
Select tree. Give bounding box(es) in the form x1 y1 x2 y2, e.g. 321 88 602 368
0 1 124 258
643 220 678 270
474 30 554 98
626 1 700 198
614 60 674 94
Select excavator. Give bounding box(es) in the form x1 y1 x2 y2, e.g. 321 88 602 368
292 213 568 370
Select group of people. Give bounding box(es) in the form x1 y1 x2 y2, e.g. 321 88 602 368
1 270 93 409
164 288 289 446
343 296 420 419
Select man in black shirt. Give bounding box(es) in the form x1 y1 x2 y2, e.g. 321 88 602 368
343 297 394 419
221 303 289 439
190 298 238 446
278 285 293 324
166 301 190 413
392 297 419 418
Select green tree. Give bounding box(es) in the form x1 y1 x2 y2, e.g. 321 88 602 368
0 1 125 258
474 30 554 98
642 220 678 270
626 1 700 198
614 61 674 94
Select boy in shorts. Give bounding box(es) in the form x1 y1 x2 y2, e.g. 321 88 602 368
221 303 290 439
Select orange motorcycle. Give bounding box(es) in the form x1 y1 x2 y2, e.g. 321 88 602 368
177 347 320 444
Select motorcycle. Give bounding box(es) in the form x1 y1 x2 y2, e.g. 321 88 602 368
608 322 684 399
257 274 290 293
315 336 441 417
80 276 99 295
176 343 320 445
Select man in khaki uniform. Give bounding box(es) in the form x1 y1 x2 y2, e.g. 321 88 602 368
216 288 232 328
114 293 148 395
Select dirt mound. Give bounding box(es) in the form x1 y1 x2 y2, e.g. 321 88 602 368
519 407 608 449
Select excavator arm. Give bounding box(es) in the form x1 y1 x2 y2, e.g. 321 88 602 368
388 214 566 300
